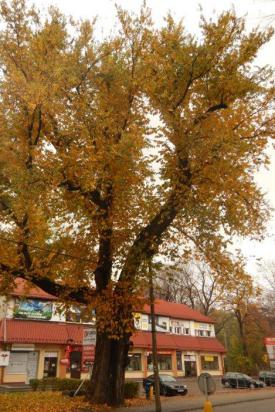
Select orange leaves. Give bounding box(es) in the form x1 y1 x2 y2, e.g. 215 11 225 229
0 1 274 332
0 392 101 412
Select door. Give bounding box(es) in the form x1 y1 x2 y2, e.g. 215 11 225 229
43 352 58 378
184 361 197 377
235 374 245 388
26 351 39 383
70 351 82 379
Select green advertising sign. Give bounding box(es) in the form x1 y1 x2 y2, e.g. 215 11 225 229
14 299 52 320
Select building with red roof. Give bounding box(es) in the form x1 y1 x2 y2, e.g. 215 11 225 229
0 278 225 384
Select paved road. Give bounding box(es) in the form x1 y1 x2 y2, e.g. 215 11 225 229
119 389 275 412
212 398 275 412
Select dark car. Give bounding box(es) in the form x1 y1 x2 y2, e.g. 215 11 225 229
259 371 275 386
143 374 188 396
221 372 265 389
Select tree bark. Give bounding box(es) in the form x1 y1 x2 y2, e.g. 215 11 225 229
88 332 130 406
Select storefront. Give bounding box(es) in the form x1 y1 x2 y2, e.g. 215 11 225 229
0 319 93 383
128 331 225 379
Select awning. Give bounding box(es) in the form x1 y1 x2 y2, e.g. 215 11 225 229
0 319 83 345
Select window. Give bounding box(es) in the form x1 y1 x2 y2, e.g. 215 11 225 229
147 354 172 371
206 331 211 337
65 307 94 323
66 311 81 323
126 354 142 371
175 327 181 334
201 356 219 371
176 351 183 370
195 330 204 337
184 328 189 335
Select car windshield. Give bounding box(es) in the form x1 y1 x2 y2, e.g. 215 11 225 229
160 376 176 383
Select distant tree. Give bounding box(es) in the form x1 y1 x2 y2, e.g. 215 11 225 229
0 0 274 405
213 302 271 374
259 261 275 333
155 260 226 315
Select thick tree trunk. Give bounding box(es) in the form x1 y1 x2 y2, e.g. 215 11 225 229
88 332 130 406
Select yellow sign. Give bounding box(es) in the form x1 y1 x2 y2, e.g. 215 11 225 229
204 356 214 362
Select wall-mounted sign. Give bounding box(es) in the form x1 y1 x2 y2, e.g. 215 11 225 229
60 358 70 366
0 351 10 366
82 345 95 370
204 356 214 362
14 299 52 320
83 328 96 346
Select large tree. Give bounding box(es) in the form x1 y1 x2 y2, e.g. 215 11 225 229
0 0 274 405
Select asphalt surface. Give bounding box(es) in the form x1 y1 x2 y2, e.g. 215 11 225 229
212 398 275 412
119 389 275 412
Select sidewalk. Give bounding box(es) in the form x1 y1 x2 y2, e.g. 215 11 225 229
118 388 275 412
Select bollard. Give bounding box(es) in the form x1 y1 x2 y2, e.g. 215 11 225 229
204 399 213 412
149 385 154 400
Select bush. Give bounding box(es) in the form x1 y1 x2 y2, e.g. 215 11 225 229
30 378 139 399
29 378 90 392
29 379 39 391
124 382 139 399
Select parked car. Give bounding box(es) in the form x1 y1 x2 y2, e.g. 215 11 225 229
143 374 188 396
221 372 265 389
259 371 275 386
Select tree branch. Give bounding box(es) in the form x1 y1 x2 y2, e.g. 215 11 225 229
60 178 106 209
0 262 95 304
0 199 20 226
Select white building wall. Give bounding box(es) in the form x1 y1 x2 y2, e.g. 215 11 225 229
134 313 215 338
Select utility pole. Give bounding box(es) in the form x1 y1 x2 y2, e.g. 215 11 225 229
149 260 162 412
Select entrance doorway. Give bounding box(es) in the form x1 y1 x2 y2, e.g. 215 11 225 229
184 361 197 376
43 352 58 378
70 351 82 379
184 355 197 377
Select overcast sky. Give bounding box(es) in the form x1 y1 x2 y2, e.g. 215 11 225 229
32 0 275 276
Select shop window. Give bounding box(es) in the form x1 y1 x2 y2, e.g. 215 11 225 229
201 356 219 371
147 354 172 371
176 351 183 370
126 353 142 371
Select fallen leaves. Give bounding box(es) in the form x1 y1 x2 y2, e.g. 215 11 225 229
0 392 93 412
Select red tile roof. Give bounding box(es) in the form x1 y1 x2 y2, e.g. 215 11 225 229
132 331 226 353
11 278 56 301
142 299 214 323
0 319 83 345
0 320 225 353
7 280 214 325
